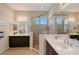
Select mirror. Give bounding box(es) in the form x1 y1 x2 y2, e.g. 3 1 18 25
18 21 30 34
75 25 79 33
12 24 17 31
19 22 26 34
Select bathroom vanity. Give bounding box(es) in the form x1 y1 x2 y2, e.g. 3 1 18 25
39 34 79 55
70 35 79 40
9 34 30 47
46 40 58 55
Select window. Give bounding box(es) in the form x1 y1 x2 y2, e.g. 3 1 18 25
33 17 39 24
56 16 62 24
40 16 47 24
56 15 69 34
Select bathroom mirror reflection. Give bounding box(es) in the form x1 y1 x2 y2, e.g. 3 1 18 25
18 21 30 34
75 25 79 34
12 24 17 31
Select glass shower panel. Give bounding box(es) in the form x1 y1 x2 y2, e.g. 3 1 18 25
33 17 40 51
56 16 64 34
32 15 48 51
64 18 69 33
40 16 48 34
48 18 56 34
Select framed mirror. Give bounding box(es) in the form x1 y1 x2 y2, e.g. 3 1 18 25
12 24 17 31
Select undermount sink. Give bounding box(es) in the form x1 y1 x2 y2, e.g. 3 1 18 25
53 41 70 50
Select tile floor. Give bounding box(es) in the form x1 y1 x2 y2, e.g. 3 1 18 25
0 47 39 55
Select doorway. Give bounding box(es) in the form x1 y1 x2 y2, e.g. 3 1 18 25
32 15 48 51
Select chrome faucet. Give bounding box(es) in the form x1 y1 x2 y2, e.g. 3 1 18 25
64 39 74 47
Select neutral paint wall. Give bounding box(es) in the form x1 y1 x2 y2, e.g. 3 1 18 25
68 13 77 34
14 11 47 19
0 3 14 53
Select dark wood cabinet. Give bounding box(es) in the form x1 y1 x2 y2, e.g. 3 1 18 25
70 35 79 40
46 41 58 55
9 36 30 47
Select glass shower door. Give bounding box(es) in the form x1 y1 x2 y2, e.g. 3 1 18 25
32 15 48 51
32 17 40 51
40 16 48 34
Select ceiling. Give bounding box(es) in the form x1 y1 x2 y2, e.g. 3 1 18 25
6 3 79 13
61 3 79 12
6 3 53 11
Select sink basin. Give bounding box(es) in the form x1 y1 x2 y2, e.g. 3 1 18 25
53 41 70 50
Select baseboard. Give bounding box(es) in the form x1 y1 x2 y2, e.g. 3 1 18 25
0 47 9 54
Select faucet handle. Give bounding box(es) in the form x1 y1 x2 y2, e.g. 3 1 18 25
64 39 67 44
64 39 70 45
70 42 74 47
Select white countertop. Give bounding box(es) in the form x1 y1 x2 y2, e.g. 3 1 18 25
9 34 30 36
46 36 79 55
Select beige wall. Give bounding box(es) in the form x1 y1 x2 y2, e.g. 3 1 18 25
14 11 47 20
68 13 78 34
0 3 14 53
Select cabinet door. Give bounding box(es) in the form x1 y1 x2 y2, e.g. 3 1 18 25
46 41 58 55
9 36 15 47
9 36 30 47
13 36 22 47
25 36 30 46
46 41 49 55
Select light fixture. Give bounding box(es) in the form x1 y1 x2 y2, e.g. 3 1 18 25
17 17 29 21
41 6 44 9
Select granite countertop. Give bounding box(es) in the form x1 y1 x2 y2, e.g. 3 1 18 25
46 37 79 55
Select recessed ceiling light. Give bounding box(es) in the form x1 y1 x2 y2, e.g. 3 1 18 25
41 6 44 9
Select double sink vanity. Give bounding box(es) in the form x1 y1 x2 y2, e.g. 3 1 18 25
39 34 79 55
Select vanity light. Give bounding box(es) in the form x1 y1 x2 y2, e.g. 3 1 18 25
17 17 29 21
